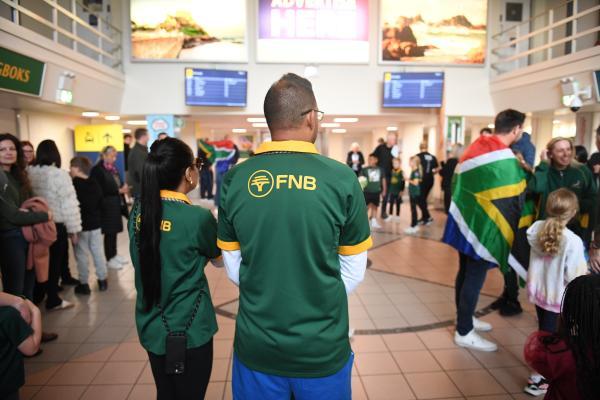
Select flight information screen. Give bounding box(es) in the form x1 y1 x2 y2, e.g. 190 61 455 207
185 68 247 107
383 72 444 108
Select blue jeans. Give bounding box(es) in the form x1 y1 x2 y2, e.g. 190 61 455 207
455 253 489 335
232 353 353 400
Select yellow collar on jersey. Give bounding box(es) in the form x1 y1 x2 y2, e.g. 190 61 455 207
255 140 319 155
159 190 192 205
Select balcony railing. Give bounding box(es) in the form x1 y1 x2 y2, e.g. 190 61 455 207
490 0 600 76
0 0 122 71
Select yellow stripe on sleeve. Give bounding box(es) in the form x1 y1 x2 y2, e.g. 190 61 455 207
338 236 373 256
217 239 241 251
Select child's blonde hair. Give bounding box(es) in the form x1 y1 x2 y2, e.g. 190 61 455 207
410 156 422 175
538 188 579 255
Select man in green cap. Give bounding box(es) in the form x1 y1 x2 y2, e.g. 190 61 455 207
218 73 372 399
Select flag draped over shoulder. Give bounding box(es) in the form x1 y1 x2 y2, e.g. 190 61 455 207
442 135 528 279
198 139 237 171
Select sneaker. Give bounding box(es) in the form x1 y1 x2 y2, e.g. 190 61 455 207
500 300 523 316
523 375 549 396
404 226 419 234
74 283 91 295
107 257 124 270
61 276 80 286
489 297 506 310
370 219 382 229
114 254 129 265
348 328 355 339
454 330 498 352
473 317 492 332
424 217 434 225
383 216 392 222
46 299 74 312
98 279 108 292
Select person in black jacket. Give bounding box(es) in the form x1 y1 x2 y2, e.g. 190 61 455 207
70 157 108 295
373 133 398 219
439 144 463 214
417 142 439 224
346 142 365 176
90 146 129 271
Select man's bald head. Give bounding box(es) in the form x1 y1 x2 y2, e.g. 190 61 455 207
264 73 317 134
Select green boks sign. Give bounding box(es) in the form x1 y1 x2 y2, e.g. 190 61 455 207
0 47 45 96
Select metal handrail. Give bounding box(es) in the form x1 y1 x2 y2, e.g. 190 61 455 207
0 0 122 70
492 0 573 39
75 0 121 34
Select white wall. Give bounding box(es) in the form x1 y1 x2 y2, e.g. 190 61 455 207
117 0 497 117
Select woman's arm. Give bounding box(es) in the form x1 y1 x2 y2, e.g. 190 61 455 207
17 300 41 356
0 196 49 226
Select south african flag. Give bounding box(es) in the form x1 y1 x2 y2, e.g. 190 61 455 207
442 135 530 279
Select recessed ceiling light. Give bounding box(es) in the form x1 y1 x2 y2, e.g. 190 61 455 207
321 123 340 128
252 123 268 128
82 111 99 117
332 128 347 133
247 117 266 123
122 128 131 133
333 117 358 123
487 123 495 129
105 115 120 121
127 120 148 126
232 128 247 133
552 120 561 124
386 126 398 131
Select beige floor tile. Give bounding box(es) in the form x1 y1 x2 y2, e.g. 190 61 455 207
355 352 400 375
405 372 462 399
352 376 368 400
19 385 41 400
383 333 426 351
110 342 148 361
373 316 409 329
32 385 87 400
393 350 442 373
349 318 376 330
24 363 62 386
469 347 524 368
362 374 416 400
70 344 118 362
127 384 156 400
214 339 234 359
488 329 528 346
92 361 145 384
223 381 233 400
86 326 131 343
367 304 402 319
26 343 80 363
431 349 482 370
349 305 370 319
359 293 393 306
51 327 95 343
137 362 154 384
205 381 225 399
211 358 230 381
487 366 530 394
447 370 506 397
51 362 104 385
465 395 513 400
214 323 236 340
351 334 388 353
387 293 424 305
81 385 132 400
418 330 457 350
402 312 440 326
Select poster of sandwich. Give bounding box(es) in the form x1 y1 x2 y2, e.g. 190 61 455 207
130 0 247 62
379 0 487 65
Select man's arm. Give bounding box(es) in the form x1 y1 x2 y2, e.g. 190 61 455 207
339 252 368 294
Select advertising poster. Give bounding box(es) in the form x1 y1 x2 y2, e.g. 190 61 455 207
130 0 247 62
380 0 487 65
146 114 175 142
74 124 125 176
257 0 369 63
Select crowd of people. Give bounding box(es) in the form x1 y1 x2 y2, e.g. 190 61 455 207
0 74 599 400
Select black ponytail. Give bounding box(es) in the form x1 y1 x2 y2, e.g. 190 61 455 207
138 138 194 311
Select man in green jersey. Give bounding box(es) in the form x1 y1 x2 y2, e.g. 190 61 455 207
217 73 372 399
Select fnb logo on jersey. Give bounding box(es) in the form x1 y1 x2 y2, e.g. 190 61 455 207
248 170 317 198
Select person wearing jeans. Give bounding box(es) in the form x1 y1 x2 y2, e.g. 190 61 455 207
454 254 492 338
74 229 107 291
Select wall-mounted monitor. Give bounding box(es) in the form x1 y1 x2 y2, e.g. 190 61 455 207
383 72 444 108
185 68 247 107
593 70 600 102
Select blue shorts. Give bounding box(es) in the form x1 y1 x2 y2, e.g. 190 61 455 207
232 352 354 400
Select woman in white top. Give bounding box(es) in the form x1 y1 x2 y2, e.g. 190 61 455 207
28 140 81 311
524 187 588 396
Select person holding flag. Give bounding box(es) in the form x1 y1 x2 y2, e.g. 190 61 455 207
197 136 239 207
443 109 527 352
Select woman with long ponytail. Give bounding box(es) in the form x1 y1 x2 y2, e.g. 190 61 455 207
129 138 222 399
523 188 589 396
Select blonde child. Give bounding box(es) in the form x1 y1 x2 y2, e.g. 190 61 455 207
523 188 588 396
360 154 387 229
404 156 422 234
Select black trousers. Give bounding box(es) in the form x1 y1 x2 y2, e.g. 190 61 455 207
388 193 402 216
380 175 391 218
535 306 559 333
0 228 34 300
443 188 451 214
501 268 519 303
409 196 419 227
148 339 213 400
418 178 434 221
46 223 67 307
104 232 117 261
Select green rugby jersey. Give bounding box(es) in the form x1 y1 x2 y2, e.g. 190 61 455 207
360 166 384 193
129 190 220 355
217 140 372 378
389 169 404 195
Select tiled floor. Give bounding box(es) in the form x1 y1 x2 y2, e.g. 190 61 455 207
21 201 540 400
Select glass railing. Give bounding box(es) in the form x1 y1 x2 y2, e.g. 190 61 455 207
0 0 122 71
490 0 600 77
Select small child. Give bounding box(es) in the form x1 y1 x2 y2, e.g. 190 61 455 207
0 292 42 400
523 188 588 396
360 154 387 229
404 156 422 234
387 158 405 221
70 157 108 294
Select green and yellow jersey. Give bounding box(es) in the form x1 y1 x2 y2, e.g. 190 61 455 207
129 190 221 355
217 140 372 378
360 166 384 193
389 168 405 195
409 170 422 198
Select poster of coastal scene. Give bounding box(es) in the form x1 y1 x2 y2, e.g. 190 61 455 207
130 0 247 62
379 0 487 65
